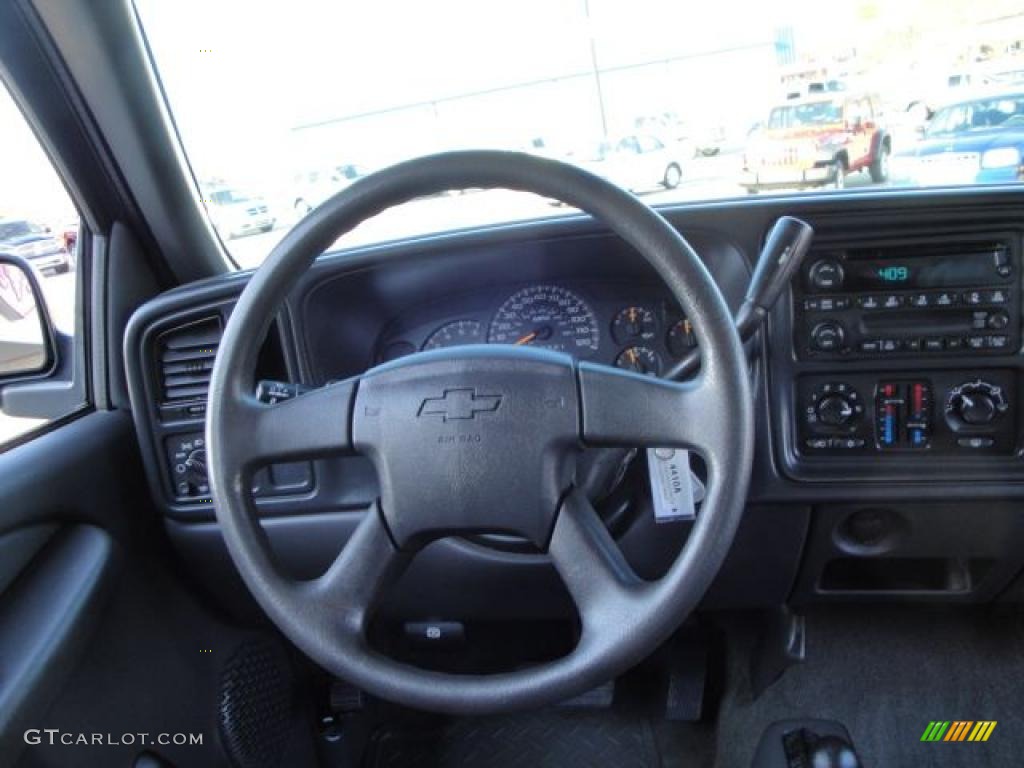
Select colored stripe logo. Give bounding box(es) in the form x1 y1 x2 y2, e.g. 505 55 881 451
921 721 997 742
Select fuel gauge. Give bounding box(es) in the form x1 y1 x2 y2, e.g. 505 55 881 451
615 345 662 375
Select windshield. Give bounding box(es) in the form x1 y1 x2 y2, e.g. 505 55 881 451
0 220 43 241
134 0 1024 269
768 101 843 129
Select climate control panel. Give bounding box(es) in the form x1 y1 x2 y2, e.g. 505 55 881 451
798 370 1017 456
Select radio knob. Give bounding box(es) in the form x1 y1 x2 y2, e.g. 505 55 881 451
987 310 1010 330
809 259 844 291
817 394 855 427
810 321 845 352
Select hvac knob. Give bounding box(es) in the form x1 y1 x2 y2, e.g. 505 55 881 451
953 392 996 425
817 394 855 427
183 449 207 485
945 380 1007 430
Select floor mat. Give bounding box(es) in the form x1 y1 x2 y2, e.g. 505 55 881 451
714 608 1024 768
366 710 664 768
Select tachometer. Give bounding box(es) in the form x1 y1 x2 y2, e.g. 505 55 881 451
488 285 599 355
423 319 484 350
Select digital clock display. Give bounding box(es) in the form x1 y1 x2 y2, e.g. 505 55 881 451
876 265 910 282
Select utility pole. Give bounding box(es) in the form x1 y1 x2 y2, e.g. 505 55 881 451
583 0 609 137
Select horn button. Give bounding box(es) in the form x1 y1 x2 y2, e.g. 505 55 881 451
352 348 580 549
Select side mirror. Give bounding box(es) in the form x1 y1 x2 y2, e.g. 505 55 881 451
0 255 56 380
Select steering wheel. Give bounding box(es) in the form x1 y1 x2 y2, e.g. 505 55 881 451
206 151 753 714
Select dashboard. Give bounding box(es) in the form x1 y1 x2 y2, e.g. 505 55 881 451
374 282 697 376
123 188 1024 621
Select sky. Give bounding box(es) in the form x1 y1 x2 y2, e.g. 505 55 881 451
0 83 76 225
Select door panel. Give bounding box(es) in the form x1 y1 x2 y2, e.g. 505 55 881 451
0 412 248 768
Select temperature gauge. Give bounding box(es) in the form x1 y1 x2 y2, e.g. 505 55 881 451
612 306 657 345
615 346 662 375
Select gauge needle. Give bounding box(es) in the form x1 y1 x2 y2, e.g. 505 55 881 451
514 331 538 346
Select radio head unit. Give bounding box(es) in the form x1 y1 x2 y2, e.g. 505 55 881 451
793 237 1019 360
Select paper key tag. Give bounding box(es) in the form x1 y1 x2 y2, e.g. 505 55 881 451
647 447 700 523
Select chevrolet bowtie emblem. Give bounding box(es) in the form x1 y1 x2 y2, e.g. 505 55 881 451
418 388 503 421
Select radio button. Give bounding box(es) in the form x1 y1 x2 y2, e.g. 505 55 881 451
905 338 923 352
924 337 945 352
933 291 958 307
964 290 984 306
882 294 904 309
966 335 986 350
879 339 900 353
986 289 1009 304
910 293 930 308
859 340 880 353
945 336 964 351
857 295 880 310
803 298 820 311
988 334 1009 349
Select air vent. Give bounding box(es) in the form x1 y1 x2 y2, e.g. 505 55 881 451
156 316 222 416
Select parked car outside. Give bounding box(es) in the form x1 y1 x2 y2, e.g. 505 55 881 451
579 134 686 192
203 186 275 240
901 91 1024 187
291 163 367 215
742 91 892 193
0 217 71 275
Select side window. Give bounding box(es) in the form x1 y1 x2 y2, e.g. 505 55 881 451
638 135 664 153
617 137 641 154
0 82 84 448
845 99 863 126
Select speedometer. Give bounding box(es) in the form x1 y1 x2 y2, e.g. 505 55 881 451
487 285 600 355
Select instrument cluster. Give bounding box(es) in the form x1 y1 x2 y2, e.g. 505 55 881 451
376 282 698 375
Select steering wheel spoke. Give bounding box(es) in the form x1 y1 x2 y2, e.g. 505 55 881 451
549 488 644 633
229 377 359 471
307 503 409 638
577 361 722 458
